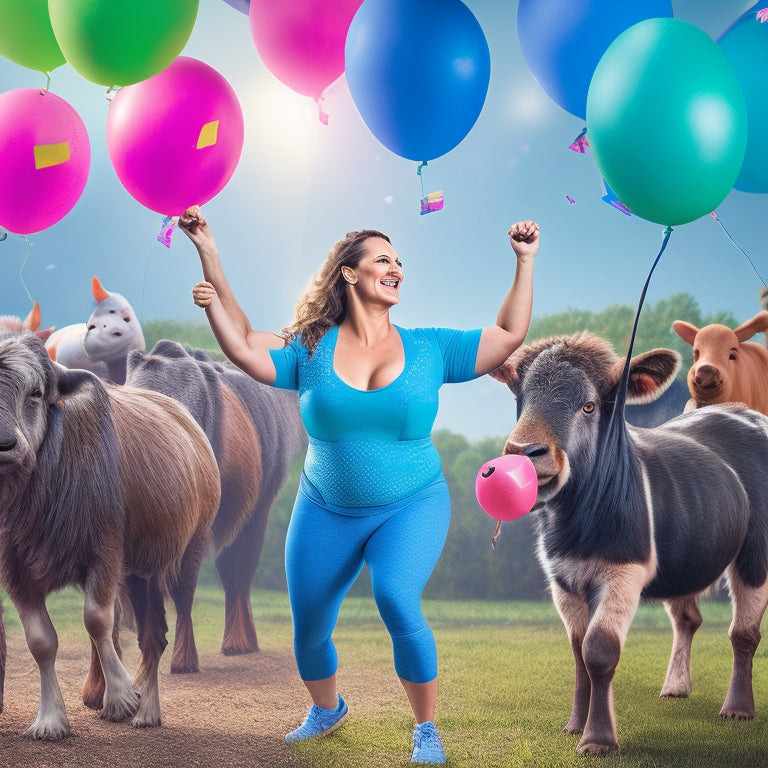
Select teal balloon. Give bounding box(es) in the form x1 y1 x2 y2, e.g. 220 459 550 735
718 3 768 193
586 18 748 226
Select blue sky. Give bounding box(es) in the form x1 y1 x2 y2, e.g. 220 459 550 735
0 0 764 439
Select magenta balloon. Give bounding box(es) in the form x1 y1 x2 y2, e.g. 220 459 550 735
106 57 244 216
0 88 90 235
249 0 363 101
475 454 538 522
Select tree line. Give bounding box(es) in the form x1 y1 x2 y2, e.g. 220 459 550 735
149 292 741 600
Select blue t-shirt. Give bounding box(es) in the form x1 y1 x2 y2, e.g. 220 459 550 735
270 324 482 509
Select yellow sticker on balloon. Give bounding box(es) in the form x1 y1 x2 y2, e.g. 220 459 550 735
197 121 219 149
34 142 71 169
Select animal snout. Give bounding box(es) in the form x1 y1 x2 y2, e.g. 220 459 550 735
693 364 720 389
503 441 549 459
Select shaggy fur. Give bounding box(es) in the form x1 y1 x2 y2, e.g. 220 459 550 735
492 332 768 756
0 331 220 739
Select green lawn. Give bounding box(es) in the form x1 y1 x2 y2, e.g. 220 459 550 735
2 587 766 768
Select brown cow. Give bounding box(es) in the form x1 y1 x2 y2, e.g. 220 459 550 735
672 311 768 415
0 330 220 739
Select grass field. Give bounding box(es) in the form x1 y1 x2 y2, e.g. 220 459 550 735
2 586 767 768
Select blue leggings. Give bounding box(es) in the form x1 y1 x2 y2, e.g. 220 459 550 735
285 473 450 683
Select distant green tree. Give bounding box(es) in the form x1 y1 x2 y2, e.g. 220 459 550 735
527 292 737 380
142 318 225 359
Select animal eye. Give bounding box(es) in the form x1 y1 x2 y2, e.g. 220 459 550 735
123 316 131 323
729 352 737 361
693 349 699 361
30 388 43 400
583 401 595 414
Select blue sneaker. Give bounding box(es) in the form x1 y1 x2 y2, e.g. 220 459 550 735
285 695 349 743
411 721 446 763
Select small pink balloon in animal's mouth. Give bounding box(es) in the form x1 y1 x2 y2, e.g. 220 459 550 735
475 453 538 522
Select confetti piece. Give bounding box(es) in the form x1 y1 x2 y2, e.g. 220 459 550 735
196 120 219 149
420 190 444 215
566 195 575 204
34 142 70 169
157 215 178 248
601 179 631 215
0 230 7 242
757 8 768 22
568 128 589 154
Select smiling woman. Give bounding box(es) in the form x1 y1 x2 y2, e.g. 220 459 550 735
176 209 538 764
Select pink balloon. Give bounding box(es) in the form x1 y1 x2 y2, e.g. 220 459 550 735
106 56 244 216
475 454 538 522
248 0 363 103
0 88 90 235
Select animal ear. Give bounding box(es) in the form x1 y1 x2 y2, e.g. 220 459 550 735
623 348 682 404
35 326 55 344
23 301 42 331
488 359 520 394
671 320 698 346
734 310 768 342
54 364 100 400
151 340 188 358
92 275 110 303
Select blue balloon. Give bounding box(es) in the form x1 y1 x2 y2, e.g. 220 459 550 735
718 3 768 193
345 0 490 162
220 0 248 14
518 0 673 120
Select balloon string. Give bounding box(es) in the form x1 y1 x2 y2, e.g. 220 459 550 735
614 225 673 416
19 237 34 303
710 211 767 288
417 161 427 198
138 240 161 326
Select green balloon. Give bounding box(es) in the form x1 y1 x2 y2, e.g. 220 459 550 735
586 18 747 226
48 0 199 87
0 0 65 73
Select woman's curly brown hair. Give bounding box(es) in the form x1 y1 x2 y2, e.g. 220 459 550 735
282 229 390 355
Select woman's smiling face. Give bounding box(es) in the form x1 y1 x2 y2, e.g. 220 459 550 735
347 237 404 306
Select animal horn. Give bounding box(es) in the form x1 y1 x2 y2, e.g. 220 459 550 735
23 301 42 331
92 275 110 303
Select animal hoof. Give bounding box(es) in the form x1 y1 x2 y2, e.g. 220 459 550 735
576 740 619 756
170 661 201 675
720 710 754 721
82 689 105 710
132 714 162 729
101 689 140 722
659 689 690 699
25 719 71 741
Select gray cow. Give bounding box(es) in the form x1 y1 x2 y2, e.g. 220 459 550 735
491 332 768 756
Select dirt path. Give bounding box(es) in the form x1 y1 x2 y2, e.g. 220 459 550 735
0 630 347 768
